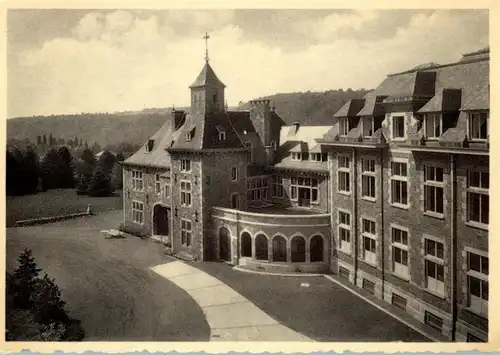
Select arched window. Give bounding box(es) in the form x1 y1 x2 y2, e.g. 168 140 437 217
310 235 324 262
241 232 252 257
291 236 306 262
272 235 287 262
219 227 231 261
255 234 268 261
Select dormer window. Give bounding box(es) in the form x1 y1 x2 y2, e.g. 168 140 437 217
186 132 192 141
339 117 349 136
425 114 442 139
362 117 374 137
215 125 226 141
186 125 195 142
291 152 301 161
469 112 488 140
310 153 322 162
392 116 405 139
146 139 154 152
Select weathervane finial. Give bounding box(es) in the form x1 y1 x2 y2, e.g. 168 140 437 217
203 30 210 63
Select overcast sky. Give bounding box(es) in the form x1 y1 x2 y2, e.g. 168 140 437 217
7 9 489 118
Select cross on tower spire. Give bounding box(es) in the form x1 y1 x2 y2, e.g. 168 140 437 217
203 30 210 63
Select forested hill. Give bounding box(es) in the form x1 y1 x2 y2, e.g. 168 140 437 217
238 89 371 126
7 89 371 147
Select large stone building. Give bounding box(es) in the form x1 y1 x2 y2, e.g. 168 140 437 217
122 47 489 342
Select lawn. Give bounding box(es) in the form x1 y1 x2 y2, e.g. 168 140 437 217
6 189 123 227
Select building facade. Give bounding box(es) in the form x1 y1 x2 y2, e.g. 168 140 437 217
122 47 489 342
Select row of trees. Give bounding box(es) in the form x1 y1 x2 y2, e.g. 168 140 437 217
6 144 124 197
6 249 85 340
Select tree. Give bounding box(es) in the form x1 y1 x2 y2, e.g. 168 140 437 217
32 274 68 325
37 136 42 145
12 249 41 309
74 149 96 195
42 134 47 145
49 133 54 146
88 164 114 197
112 162 123 190
21 145 40 195
41 146 74 190
98 151 116 172
6 148 22 196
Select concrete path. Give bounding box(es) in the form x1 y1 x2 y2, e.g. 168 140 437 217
150 261 312 341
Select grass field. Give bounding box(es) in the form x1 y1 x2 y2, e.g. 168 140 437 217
6 189 123 227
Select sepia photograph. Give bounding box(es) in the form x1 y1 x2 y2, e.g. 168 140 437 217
4 8 490 345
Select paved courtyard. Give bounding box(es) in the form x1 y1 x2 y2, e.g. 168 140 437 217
7 211 429 342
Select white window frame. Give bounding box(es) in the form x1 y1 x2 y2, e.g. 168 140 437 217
231 192 239 209
231 166 238 182
468 112 488 141
467 170 489 227
272 176 284 198
155 174 161 195
180 180 192 207
291 152 302 161
186 132 193 141
361 158 376 201
338 155 351 194
362 116 374 137
339 117 349 136
290 177 320 204
180 159 191 173
391 225 409 280
392 115 406 140
390 160 409 208
310 153 322 162
466 251 488 317
219 131 226 141
181 218 192 246
361 217 377 266
247 176 269 202
131 200 144 225
424 165 444 216
338 209 351 255
131 170 143 191
424 113 442 139
424 238 445 297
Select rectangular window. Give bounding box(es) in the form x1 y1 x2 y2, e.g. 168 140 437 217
392 227 409 279
363 117 374 137
425 311 443 332
291 152 301 161
467 252 488 316
231 166 238 182
181 219 192 246
391 161 408 206
338 210 351 255
155 174 161 195
339 117 349 136
424 166 444 215
131 201 144 224
392 293 407 310
339 266 350 279
248 177 269 202
164 176 171 199
243 141 253 163
181 159 191 172
467 333 486 343
338 156 351 193
219 131 226 141
290 176 319 204
180 180 192 207
425 113 442 139
131 170 144 191
272 176 284 198
310 153 322 162
467 171 489 225
392 116 405 139
362 279 376 295
425 239 445 296
362 218 376 265
231 193 239 209
469 112 488 140
361 158 376 199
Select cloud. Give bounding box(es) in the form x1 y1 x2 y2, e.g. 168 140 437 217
8 9 489 117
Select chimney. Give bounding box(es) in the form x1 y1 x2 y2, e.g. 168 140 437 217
171 108 185 131
292 121 300 134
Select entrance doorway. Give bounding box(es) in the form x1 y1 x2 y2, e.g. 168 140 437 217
153 205 170 237
298 187 311 207
219 227 231 261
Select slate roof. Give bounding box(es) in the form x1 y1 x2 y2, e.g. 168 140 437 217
418 88 462 113
190 62 226 88
333 99 366 117
461 84 489 111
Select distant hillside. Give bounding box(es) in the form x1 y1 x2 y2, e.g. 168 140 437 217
7 89 371 146
238 89 371 126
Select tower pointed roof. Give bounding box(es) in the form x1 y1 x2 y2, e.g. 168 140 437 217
189 61 226 89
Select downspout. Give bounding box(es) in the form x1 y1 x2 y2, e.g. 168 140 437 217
352 148 358 285
380 148 385 298
450 153 457 341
